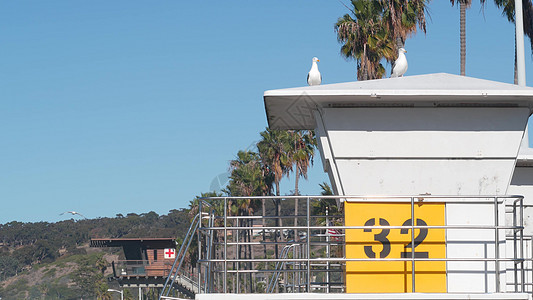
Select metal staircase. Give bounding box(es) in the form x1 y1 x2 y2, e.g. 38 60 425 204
159 211 202 299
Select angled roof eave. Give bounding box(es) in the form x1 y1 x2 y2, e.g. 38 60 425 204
264 73 533 130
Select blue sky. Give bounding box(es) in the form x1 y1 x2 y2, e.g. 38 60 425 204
1 1 532 223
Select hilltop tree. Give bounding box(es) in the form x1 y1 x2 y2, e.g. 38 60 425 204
0 256 21 280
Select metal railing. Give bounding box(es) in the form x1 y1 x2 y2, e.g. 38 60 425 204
160 213 202 299
191 195 529 295
113 260 172 277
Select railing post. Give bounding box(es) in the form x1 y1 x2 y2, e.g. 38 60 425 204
411 196 415 293
224 197 227 294
198 200 202 293
514 198 519 292
307 197 311 292
326 205 330 294
520 197 525 292
236 218 240 294
494 197 500 292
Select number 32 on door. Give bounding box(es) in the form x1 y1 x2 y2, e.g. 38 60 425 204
345 202 446 293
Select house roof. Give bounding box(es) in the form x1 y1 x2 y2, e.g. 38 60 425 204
90 238 176 249
264 73 533 130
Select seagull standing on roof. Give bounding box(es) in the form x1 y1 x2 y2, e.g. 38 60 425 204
391 48 408 78
307 57 322 86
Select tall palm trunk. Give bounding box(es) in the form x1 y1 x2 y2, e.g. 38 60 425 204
362 44 369 80
294 168 300 196
460 1 466 76
396 36 404 51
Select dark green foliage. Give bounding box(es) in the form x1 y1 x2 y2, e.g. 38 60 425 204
227 150 270 198
335 0 395 80
335 0 429 80
1 278 29 299
46 282 80 299
0 256 21 280
71 255 106 298
0 208 191 290
0 209 190 252
124 288 135 300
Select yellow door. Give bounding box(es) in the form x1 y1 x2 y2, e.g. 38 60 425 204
345 202 446 293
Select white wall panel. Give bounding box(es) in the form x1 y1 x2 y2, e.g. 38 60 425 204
446 202 507 293
336 159 516 196
322 107 528 158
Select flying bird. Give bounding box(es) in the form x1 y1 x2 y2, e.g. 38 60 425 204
60 211 87 219
391 48 408 78
307 57 322 86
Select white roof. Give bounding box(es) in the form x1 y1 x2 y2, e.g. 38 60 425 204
264 73 533 129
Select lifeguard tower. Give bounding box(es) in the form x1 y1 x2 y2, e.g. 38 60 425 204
161 73 533 300
91 238 196 298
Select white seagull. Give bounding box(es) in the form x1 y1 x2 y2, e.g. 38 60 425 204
391 48 408 78
60 211 87 219
307 57 322 86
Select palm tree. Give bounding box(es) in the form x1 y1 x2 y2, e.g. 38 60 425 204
186 191 223 277
336 0 429 80
312 182 340 225
257 129 292 219
450 0 473 76
287 130 317 239
335 0 396 80
289 130 317 196
257 129 291 197
227 150 268 293
381 0 430 50
228 151 268 198
481 0 533 83
188 191 223 218
257 128 292 259
95 280 112 300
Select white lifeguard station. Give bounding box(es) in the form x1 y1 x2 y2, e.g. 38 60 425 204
263 73 533 297
163 73 533 300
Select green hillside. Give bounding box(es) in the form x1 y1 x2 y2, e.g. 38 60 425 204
0 209 190 299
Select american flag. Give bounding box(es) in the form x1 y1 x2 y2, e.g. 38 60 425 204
327 222 342 240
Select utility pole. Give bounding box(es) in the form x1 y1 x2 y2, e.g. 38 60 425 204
515 0 529 149
516 0 526 87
